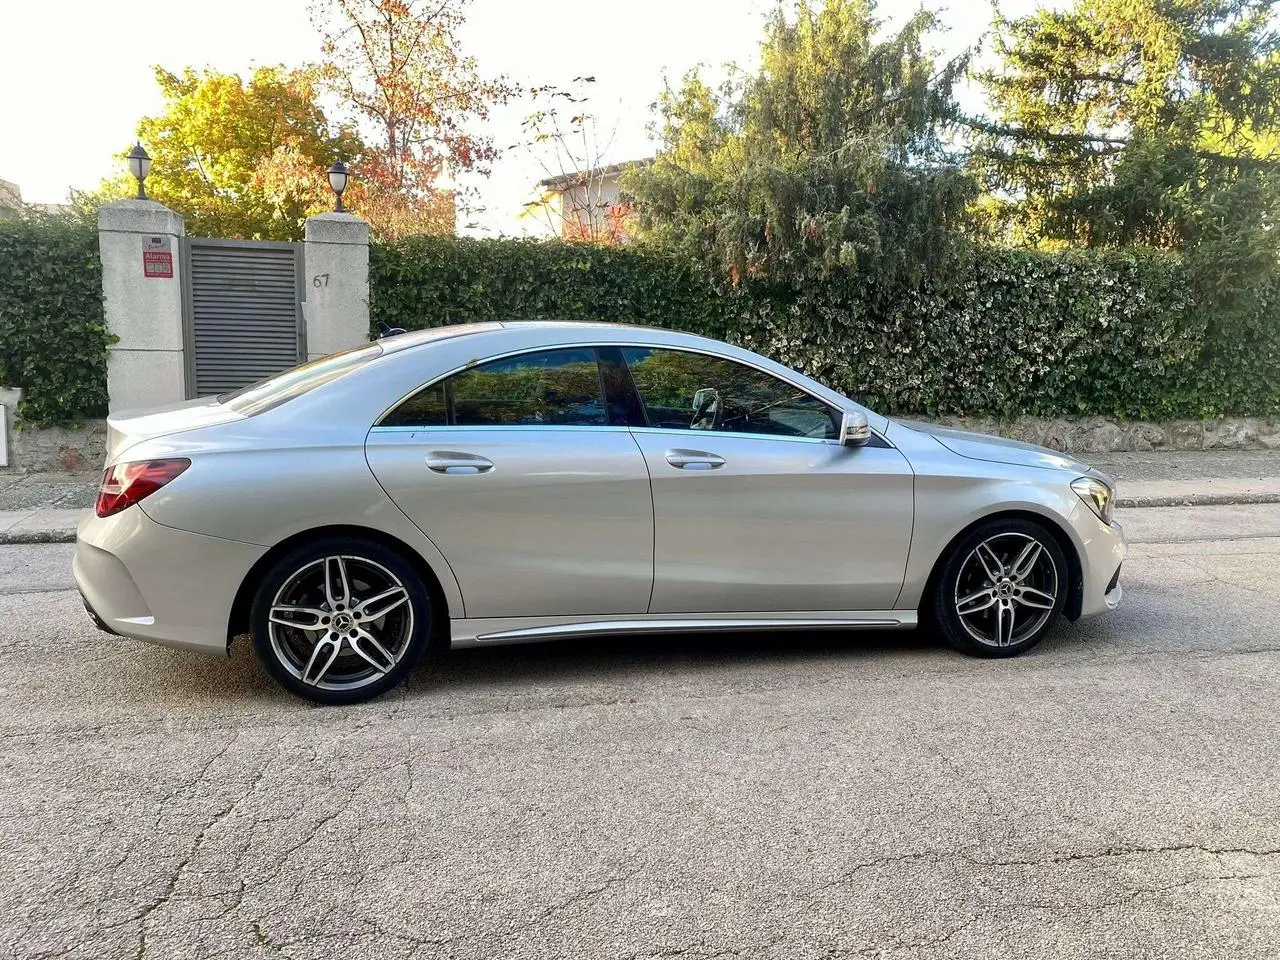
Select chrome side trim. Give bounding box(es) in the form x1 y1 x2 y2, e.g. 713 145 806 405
369 424 635 434
449 611 918 647
630 427 835 445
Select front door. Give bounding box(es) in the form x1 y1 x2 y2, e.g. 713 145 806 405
365 347 654 619
621 347 915 613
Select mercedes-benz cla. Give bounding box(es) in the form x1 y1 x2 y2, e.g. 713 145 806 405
75 322 1126 704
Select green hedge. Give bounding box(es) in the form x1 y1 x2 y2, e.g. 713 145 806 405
370 235 738 340
371 236 1279 420
0 221 111 424
7 226 1271 424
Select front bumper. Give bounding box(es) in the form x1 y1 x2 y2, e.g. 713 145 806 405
1073 507 1127 618
74 507 267 657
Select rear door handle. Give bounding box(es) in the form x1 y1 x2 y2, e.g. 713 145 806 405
426 451 494 475
665 449 725 470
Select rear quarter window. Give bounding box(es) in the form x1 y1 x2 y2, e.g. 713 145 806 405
219 342 383 416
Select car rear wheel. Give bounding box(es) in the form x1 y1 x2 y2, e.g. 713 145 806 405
250 537 432 705
931 518 1068 658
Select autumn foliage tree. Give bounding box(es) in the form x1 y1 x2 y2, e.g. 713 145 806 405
120 66 360 240
519 78 636 244
310 0 518 238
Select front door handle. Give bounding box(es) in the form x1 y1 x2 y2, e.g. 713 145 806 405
665 449 725 470
426 451 494 475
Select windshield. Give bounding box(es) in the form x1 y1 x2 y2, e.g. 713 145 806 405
219 342 383 416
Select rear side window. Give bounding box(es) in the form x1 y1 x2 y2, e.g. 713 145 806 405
381 348 608 427
219 342 383 416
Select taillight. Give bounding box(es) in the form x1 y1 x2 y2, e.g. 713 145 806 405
95 458 191 518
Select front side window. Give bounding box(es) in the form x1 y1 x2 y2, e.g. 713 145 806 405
381 348 607 427
622 347 839 440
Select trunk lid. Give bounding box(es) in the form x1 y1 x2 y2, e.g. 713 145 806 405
105 397 245 465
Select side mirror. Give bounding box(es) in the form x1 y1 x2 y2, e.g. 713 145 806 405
840 410 871 447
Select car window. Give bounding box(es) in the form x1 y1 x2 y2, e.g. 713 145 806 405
381 348 608 427
219 341 383 416
622 347 840 440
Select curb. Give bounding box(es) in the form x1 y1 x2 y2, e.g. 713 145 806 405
0 530 78 545
1116 492 1280 509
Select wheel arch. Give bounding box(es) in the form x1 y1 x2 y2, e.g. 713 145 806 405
226 524 454 652
919 509 1085 624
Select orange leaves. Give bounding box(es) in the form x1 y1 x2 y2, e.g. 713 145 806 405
310 0 517 238
129 65 361 240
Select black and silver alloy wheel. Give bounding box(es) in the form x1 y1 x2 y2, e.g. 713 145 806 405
953 532 1058 648
251 538 431 704
932 518 1069 658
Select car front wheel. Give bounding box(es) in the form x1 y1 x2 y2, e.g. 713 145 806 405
932 518 1068 658
250 537 432 704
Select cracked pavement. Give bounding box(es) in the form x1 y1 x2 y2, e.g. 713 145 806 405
1 504 1278 958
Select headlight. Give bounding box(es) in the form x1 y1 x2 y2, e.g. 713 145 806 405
1071 476 1114 524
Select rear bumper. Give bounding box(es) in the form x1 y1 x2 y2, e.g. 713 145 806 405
74 508 266 656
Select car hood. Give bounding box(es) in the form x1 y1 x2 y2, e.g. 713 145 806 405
894 420 1094 475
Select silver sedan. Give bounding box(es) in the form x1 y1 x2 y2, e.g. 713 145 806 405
75 322 1127 704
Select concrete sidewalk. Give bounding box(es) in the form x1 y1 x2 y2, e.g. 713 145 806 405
4 449 1280 545
0 472 97 545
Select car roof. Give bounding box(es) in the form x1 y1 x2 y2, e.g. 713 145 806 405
379 320 732 355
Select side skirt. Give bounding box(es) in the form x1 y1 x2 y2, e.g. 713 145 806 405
448 610 918 648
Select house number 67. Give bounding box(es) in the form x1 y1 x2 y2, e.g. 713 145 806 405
312 274 330 288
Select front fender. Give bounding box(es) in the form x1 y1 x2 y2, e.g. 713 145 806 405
895 472 1088 612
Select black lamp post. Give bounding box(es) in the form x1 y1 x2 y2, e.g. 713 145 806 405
126 143 151 200
327 161 349 212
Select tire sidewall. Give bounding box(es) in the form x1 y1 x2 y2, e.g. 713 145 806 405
250 537 432 705
932 518 1069 658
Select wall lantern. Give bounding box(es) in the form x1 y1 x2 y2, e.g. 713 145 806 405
328 161 349 212
127 142 152 200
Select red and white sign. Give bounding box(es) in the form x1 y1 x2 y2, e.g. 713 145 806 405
143 235 173 279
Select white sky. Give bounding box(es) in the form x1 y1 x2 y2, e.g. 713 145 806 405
0 0 1039 234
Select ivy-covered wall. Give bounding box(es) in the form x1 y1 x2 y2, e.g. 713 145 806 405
0 222 111 425
370 236 1280 421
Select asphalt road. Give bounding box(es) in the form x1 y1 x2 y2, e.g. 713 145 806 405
1 505 1278 959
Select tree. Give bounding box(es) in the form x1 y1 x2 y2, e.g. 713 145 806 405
311 0 518 238
118 66 361 240
625 0 973 289
968 0 1280 256
518 78 634 244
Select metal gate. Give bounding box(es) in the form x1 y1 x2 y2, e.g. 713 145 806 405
182 237 305 397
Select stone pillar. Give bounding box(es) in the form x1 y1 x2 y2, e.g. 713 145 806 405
97 200 187 411
303 213 371 361
0 387 19 468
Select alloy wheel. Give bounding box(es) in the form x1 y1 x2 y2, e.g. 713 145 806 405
953 532 1059 648
267 555 415 691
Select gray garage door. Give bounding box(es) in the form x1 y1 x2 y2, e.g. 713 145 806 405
183 238 305 397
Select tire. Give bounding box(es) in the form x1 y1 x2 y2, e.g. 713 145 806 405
931 517 1069 658
250 536 433 705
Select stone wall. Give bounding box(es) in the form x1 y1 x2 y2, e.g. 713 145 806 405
2 416 107 473
925 416 1280 453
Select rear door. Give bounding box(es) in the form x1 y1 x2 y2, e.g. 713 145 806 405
621 346 915 614
365 347 654 619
